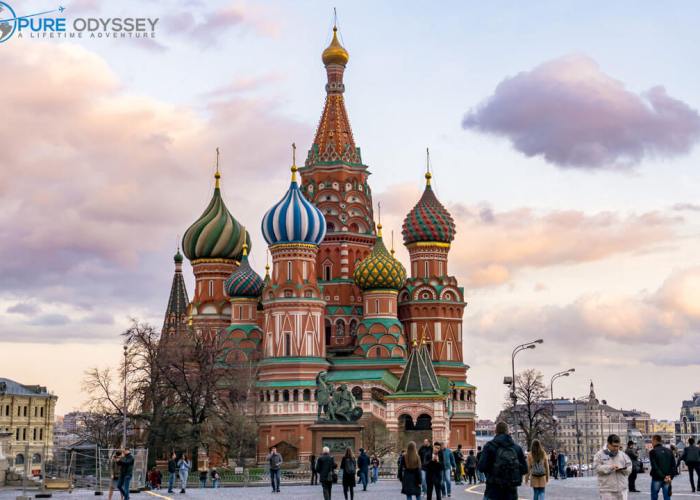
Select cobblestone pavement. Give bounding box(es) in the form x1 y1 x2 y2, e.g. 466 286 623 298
1 474 699 499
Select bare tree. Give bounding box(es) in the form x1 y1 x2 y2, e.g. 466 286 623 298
362 415 397 459
500 369 554 450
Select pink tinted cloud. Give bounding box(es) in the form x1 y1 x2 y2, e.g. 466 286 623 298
463 55 700 169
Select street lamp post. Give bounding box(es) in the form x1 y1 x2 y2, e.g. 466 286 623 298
509 339 544 444
122 344 128 449
550 368 575 448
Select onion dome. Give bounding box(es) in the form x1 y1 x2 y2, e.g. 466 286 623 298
402 170 456 245
174 248 184 264
224 244 264 298
353 225 407 290
322 26 349 66
261 148 327 246
182 167 250 261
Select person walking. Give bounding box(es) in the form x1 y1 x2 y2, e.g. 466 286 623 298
475 446 485 483
316 446 338 500
210 468 220 489
177 453 191 494
525 439 550 500
370 454 380 484
198 468 207 488
340 447 357 500
357 448 370 491
625 441 640 492
678 437 700 493
477 421 528 500
267 445 283 493
419 438 433 493
650 435 677 500
452 444 464 484
557 451 566 481
310 453 319 485
399 441 422 500
397 449 405 480
107 451 121 500
425 442 445 500
549 450 558 480
441 443 456 498
465 450 477 484
117 447 135 500
167 452 178 493
593 434 632 500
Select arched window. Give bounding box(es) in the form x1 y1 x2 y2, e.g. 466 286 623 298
15 454 24 466
325 319 332 346
424 261 429 277
302 261 308 280
273 390 279 402
284 333 291 356
208 280 214 296
303 389 311 401
335 319 345 337
283 390 290 402
416 414 433 430
349 320 358 337
351 386 363 401
460 390 465 401
287 261 292 281
32 453 41 464
324 263 332 281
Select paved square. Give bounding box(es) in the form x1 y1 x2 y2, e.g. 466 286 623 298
0 473 698 499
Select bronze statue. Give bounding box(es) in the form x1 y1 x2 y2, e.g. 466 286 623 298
316 372 363 422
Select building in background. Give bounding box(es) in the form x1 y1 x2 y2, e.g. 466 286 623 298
0 378 57 474
676 392 700 447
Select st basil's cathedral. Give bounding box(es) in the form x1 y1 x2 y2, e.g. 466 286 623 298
162 24 476 462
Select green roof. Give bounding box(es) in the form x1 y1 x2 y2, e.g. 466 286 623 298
395 344 441 394
327 369 399 391
224 324 262 334
258 357 329 366
256 380 317 388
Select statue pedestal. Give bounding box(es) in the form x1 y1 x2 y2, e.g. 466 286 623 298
310 422 364 462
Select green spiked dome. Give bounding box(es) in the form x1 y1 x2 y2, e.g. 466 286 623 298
182 170 250 262
353 225 407 290
224 245 264 298
402 171 456 245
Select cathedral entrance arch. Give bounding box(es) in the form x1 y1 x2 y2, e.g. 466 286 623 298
398 409 433 449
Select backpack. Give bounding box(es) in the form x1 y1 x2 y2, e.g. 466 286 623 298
531 459 546 477
343 458 356 476
686 446 700 464
491 442 522 487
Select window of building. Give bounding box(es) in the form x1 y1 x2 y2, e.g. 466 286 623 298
438 261 444 276
16 428 20 440
33 428 37 440
39 428 43 440
284 333 291 356
424 261 429 277
208 280 214 297
284 290 293 298
324 264 332 281
17 407 21 417
434 323 442 341
375 299 380 314
287 261 292 281
446 341 453 360
303 389 311 401
411 323 417 341
23 406 27 417
22 428 26 440
4 405 8 416
302 261 308 280
306 332 314 356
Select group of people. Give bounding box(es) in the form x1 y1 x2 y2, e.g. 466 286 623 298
107 448 134 500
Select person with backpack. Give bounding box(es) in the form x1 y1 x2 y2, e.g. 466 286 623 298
525 439 549 500
593 434 632 500
453 444 464 484
465 450 478 484
340 447 356 500
477 421 528 500
399 441 422 500
678 437 700 493
650 434 677 500
425 442 445 500
625 441 640 492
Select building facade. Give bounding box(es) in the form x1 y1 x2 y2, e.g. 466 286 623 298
675 392 700 446
0 378 57 474
167 24 476 463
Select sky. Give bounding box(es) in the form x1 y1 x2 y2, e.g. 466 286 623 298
1 0 699 422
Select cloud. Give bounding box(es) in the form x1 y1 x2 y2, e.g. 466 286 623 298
449 204 679 288
463 54 700 169
0 42 308 342
29 314 71 326
467 267 700 350
672 203 700 212
6 302 40 315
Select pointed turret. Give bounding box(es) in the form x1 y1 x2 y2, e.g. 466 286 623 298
589 380 599 404
162 248 190 337
395 341 441 394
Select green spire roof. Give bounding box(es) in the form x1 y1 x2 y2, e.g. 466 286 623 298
395 342 441 393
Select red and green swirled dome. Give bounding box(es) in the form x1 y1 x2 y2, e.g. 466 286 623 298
224 246 264 298
353 227 407 290
402 172 456 245
182 171 250 262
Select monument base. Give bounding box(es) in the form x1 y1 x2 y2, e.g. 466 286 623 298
310 422 364 462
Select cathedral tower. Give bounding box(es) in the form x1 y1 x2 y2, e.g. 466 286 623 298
182 157 250 338
161 248 190 339
300 25 376 353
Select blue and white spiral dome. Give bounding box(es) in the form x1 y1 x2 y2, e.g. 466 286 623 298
261 166 327 246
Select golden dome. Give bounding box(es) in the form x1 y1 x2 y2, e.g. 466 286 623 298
322 27 349 66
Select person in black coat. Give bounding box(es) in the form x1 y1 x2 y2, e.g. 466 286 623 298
625 441 640 492
399 441 422 500
679 437 700 493
340 448 356 500
357 448 370 491
425 442 445 500
650 435 677 500
478 422 528 500
310 454 318 485
418 438 433 493
316 447 338 500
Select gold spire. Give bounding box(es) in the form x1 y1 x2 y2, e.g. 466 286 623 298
425 147 432 187
377 201 382 237
265 249 270 278
242 242 248 257
291 142 298 182
322 12 349 67
412 339 417 348
390 230 395 256
215 147 221 189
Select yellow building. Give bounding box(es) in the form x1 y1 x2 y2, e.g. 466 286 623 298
0 378 58 474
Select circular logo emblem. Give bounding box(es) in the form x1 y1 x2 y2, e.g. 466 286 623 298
0 1 17 43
